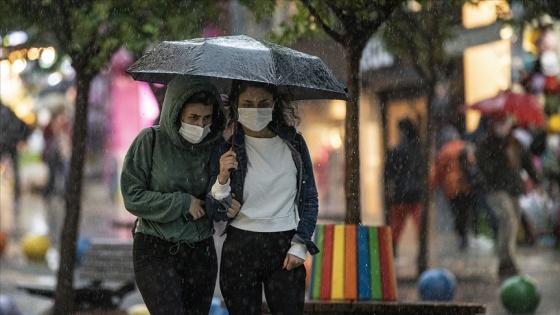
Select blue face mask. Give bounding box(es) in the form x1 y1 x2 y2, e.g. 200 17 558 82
178 122 211 144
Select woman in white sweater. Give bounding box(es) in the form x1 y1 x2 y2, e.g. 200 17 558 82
206 80 319 315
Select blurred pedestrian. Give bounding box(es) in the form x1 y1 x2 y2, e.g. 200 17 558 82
462 115 499 238
120 76 227 314
384 118 422 256
476 115 541 278
432 128 479 250
42 107 71 200
0 102 31 236
0 102 31 199
206 80 319 315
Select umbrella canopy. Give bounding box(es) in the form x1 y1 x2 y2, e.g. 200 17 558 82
469 91 546 128
126 35 348 101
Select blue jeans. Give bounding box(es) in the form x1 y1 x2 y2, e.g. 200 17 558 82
133 233 217 315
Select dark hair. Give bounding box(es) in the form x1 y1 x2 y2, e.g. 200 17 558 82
398 118 418 140
228 80 300 128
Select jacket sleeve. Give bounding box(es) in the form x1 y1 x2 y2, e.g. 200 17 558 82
521 146 541 185
476 140 493 179
120 129 191 223
295 134 320 255
206 139 231 222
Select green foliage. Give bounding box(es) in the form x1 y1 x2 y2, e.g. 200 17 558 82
270 2 330 45
238 0 277 22
381 0 462 82
0 0 221 74
259 0 406 46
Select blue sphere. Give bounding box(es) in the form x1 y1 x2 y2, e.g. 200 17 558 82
209 298 228 315
418 268 456 301
0 295 21 315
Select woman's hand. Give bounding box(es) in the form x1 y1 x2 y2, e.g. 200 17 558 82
226 198 241 218
188 197 205 220
218 149 237 184
283 254 304 271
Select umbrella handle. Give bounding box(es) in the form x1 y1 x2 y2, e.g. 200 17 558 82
228 122 236 172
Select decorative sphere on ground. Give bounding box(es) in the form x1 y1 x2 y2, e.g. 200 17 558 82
21 234 50 261
500 275 540 314
127 303 149 315
209 297 228 315
0 295 21 315
0 230 8 256
418 268 456 301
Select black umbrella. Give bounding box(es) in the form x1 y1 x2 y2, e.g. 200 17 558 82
126 35 348 101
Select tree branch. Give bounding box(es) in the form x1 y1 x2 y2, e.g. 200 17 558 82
390 15 431 83
300 0 344 44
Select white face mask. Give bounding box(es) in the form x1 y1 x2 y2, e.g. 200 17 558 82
178 122 211 144
237 107 273 132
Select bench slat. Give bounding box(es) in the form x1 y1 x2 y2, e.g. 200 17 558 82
263 301 486 315
77 240 134 281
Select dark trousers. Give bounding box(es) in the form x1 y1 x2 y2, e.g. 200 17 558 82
44 158 67 198
472 190 499 236
220 226 306 315
450 193 475 247
133 233 217 315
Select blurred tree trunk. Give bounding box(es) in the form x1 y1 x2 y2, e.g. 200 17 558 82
344 41 362 223
54 64 94 313
298 0 402 224
383 0 455 276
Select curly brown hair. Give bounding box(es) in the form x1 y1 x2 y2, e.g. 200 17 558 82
227 80 300 128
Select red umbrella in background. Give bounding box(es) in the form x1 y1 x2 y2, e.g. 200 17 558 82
469 91 546 128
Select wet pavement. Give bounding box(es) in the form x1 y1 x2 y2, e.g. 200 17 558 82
1 161 559 314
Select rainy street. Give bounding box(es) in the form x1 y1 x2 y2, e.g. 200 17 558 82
2 2 560 315
1 161 559 314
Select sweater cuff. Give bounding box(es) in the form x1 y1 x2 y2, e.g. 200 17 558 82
211 177 231 200
288 243 307 260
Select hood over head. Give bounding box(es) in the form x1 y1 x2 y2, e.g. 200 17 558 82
160 75 226 147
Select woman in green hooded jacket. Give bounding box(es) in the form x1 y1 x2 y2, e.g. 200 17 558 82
120 75 226 314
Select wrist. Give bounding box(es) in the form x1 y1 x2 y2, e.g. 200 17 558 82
218 173 229 185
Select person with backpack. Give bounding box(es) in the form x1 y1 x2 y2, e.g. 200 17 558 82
432 128 479 250
120 76 228 314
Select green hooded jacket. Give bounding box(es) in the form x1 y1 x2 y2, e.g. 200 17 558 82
120 76 225 243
